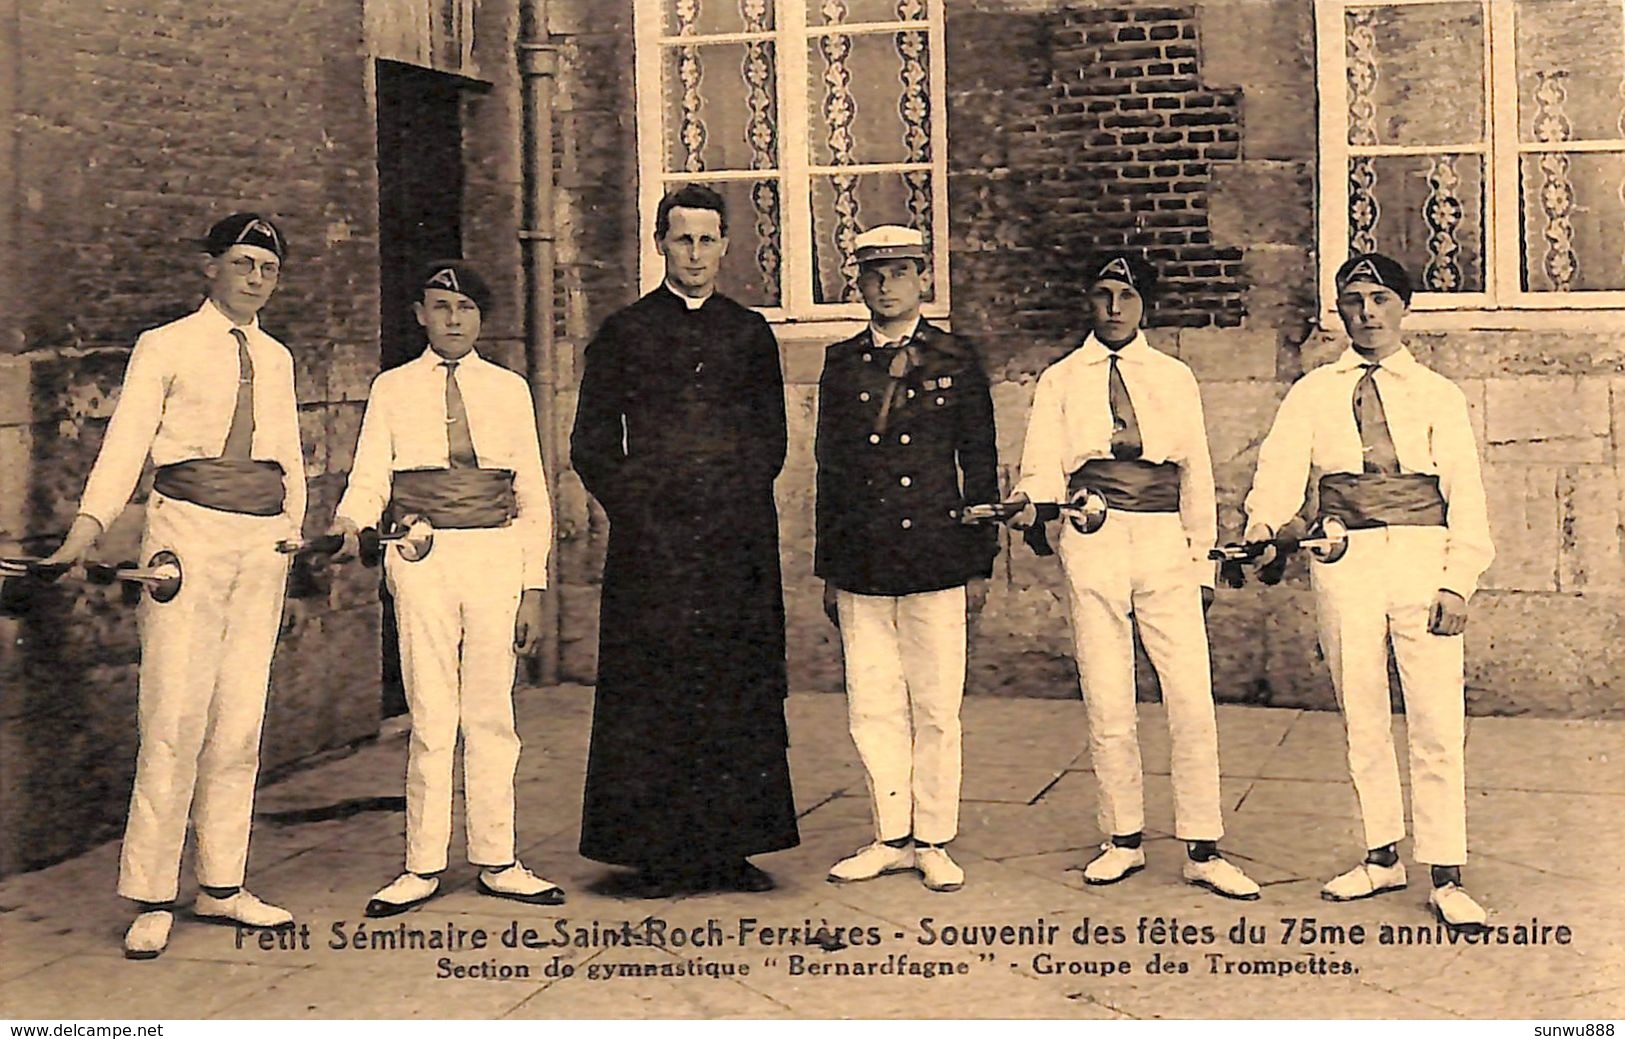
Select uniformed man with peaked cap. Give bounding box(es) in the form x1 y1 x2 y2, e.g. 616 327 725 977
815 224 999 892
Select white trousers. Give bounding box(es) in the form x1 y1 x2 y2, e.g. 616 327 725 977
119 494 289 903
836 586 966 844
1311 526 1467 866
1058 512 1223 841
386 526 524 874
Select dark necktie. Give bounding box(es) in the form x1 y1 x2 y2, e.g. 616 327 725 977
442 361 479 468
221 327 255 459
1353 363 1401 475
1107 350 1142 460
872 334 919 437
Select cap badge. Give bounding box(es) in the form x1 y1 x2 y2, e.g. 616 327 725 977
427 268 462 293
237 218 280 250
1099 256 1135 287
1343 258 1383 287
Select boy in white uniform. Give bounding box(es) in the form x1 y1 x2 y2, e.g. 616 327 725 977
1006 253 1258 900
330 261 563 916
45 213 304 958
1242 253 1494 930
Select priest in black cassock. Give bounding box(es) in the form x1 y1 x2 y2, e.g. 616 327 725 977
570 184 799 898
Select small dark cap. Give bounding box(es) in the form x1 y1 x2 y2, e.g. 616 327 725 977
204 212 286 260
1334 252 1413 303
419 259 492 313
1085 251 1158 300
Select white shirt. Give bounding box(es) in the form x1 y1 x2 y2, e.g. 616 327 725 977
79 301 306 538
1016 332 1216 588
336 347 553 589
870 314 922 349
1243 345 1494 599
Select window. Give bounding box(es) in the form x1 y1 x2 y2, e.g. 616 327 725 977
1316 0 1625 316
634 0 949 326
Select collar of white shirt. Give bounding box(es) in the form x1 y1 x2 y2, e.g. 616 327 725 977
417 346 485 370
870 314 922 350
664 281 713 311
1331 345 1418 378
1076 330 1149 364
200 298 261 336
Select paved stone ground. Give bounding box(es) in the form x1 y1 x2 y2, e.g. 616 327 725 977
2 687 1622 1020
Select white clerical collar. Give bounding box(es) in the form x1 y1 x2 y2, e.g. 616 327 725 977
665 281 713 311
870 315 922 350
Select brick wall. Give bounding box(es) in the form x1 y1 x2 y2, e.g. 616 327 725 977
0 0 385 875
1044 6 1246 329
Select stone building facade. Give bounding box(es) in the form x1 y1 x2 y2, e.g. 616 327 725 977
3 0 1621 875
554 0 1625 722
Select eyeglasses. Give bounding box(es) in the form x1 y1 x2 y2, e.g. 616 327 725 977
227 257 281 279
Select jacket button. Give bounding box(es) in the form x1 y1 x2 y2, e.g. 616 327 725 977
859 391 870 402
936 396 946 406
899 433 911 445
906 388 916 399
863 352 873 363
900 518 913 529
899 476 912 487
868 433 881 444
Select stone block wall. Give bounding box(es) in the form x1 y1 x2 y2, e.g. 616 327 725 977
0 0 386 876
547 0 641 685
543 0 1625 721
949 0 1625 719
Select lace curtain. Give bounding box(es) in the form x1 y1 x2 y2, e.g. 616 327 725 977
657 1 937 307
1344 0 1625 296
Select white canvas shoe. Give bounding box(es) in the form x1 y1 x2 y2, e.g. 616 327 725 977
828 842 915 883
194 889 294 928
1082 843 1146 885
916 846 965 892
1428 883 1489 933
1321 861 1407 902
1183 857 1261 900
478 863 565 905
365 872 441 918
123 910 173 960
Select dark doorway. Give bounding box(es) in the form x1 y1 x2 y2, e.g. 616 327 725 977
374 59 465 718
377 60 465 371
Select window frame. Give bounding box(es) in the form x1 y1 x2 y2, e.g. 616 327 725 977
632 0 952 330
1315 0 1625 323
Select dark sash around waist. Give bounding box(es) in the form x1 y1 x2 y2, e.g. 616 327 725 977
153 459 285 516
1318 472 1447 529
1071 459 1182 513
389 468 517 529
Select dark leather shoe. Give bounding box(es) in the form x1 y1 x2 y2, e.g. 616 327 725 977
629 870 686 900
716 861 776 893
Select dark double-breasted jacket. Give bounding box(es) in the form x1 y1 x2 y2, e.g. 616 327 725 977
814 318 1000 597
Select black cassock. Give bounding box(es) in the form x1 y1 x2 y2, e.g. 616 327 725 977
570 287 800 870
